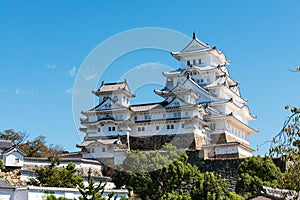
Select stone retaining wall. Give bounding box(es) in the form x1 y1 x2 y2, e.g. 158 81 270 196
187 151 287 192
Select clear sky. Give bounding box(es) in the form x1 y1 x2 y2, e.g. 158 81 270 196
1 0 300 154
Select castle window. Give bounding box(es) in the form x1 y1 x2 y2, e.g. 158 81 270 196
102 147 106 152
193 59 196 65
199 59 202 64
144 115 151 120
105 103 111 108
210 123 216 130
174 112 181 118
113 96 118 101
163 114 166 118
98 127 101 132
15 158 19 164
156 126 159 130
167 124 174 129
134 116 137 121
123 96 126 102
187 60 190 66
174 102 179 107
108 126 115 131
200 79 204 83
138 127 145 132
181 124 184 128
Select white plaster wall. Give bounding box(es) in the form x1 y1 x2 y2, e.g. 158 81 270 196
237 147 253 157
83 151 114 159
12 189 28 200
225 126 249 145
0 187 128 200
0 191 12 200
4 152 24 167
182 54 211 67
114 151 127 165
88 115 97 122
23 160 103 171
27 189 80 200
20 173 34 183
215 146 238 155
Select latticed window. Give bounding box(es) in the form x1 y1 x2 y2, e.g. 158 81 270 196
167 124 174 129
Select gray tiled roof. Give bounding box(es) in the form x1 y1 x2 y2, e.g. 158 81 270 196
98 82 129 92
77 138 120 147
0 178 14 189
130 103 165 112
2 146 27 156
24 157 102 165
0 140 13 149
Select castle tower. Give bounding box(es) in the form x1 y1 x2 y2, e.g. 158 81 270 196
78 33 258 162
163 32 258 158
78 81 134 164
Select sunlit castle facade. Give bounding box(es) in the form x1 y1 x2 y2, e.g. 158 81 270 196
78 33 258 163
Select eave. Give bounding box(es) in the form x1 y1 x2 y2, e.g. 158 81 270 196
206 113 258 134
202 141 255 152
92 90 135 98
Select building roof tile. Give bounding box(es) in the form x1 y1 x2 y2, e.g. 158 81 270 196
0 178 14 189
0 140 13 149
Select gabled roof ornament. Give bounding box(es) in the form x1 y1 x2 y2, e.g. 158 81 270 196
187 71 191 79
193 31 196 39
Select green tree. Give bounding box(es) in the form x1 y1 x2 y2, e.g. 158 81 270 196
0 160 4 170
161 192 192 200
235 156 282 197
20 135 50 157
113 144 237 200
43 194 68 200
191 172 230 200
0 129 66 157
269 105 300 191
0 160 4 178
28 158 83 188
0 129 28 144
269 105 300 158
78 168 119 200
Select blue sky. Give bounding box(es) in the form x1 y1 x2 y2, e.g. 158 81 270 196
1 1 300 154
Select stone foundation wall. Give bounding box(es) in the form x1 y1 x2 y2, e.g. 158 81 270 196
187 151 243 191
129 134 196 150
187 151 287 191
0 168 24 186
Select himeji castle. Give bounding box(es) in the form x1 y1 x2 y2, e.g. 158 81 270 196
77 33 258 164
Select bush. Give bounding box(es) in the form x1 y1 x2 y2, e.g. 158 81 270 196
235 156 282 196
